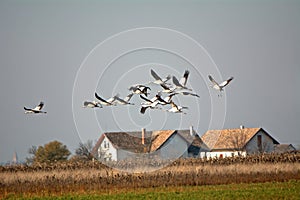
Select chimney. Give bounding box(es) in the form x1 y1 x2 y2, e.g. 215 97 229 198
190 126 194 136
141 128 145 145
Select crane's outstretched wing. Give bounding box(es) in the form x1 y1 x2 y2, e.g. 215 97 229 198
95 92 110 104
139 95 153 103
24 107 31 111
164 93 177 102
219 77 234 87
128 86 137 91
140 106 149 114
114 96 127 104
164 75 171 81
155 94 169 104
180 91 200 98
172 76 183 88
179 70 189 86
160 83 171 90
124 93 134 102
34 102 44 111
150 69 162 81
208 75 219 86
170 102 180 111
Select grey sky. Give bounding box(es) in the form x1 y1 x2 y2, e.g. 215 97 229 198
0 0 299 163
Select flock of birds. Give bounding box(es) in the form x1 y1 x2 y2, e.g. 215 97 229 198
24 69 234 115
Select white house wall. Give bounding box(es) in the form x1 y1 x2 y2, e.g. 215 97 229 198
199 151 247 158
98 137 117 161
245 130 275 154
200 130 276 158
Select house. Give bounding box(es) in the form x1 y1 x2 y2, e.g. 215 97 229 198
92 129 152 161
274 144 296 153
92 127 209 161
201 126 279 158
150 128 209 159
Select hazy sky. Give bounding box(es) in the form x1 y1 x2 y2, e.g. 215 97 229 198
0 0 299 163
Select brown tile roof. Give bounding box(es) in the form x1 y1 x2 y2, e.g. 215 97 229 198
93 129 208 154
201 128 261 150
150 130 176 152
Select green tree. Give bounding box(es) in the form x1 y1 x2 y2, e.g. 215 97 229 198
34 141 71 163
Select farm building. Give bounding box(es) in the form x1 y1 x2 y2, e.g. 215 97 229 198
274 144 296 153
201 126 280 158
91 127 209 161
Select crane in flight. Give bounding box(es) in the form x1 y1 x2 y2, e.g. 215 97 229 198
164 101 188 114
139 94 163 114
148 69 171 86
129 84 151 97
208 75 234 97
114 93 134 105
172 91 200 98
172 70 192 91
95 92 117 106
24 102 47 114
83 101 102 108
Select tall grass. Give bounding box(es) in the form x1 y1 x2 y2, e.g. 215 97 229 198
0 153 299 198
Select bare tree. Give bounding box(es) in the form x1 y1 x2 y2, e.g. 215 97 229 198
229 130 247 156
25 146 37 164
75 140 94 161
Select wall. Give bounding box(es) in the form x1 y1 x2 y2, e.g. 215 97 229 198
97 137 117 161
245 130 276 154
159 133 189 159
199 151 247 158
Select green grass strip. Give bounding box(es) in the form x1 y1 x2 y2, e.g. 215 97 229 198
4 180 300 200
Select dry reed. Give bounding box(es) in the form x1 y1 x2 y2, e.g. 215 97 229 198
0 152 299 198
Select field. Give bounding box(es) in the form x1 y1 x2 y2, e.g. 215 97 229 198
2 181 299 200
1 153 300 199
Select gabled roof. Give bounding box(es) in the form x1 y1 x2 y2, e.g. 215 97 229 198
92 131 152 154
274 144 296 153
201 127 279 150
150 130 175 152
177 130 209 150
150 129 210 152
92 129 207 154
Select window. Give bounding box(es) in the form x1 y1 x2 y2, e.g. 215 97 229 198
257 135 262 152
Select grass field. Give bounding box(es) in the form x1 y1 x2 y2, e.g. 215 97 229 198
4 180 300 200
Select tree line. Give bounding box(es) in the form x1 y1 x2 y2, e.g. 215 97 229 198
26 140 94 164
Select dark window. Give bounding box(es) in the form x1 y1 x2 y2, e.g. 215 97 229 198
257 135 262 152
